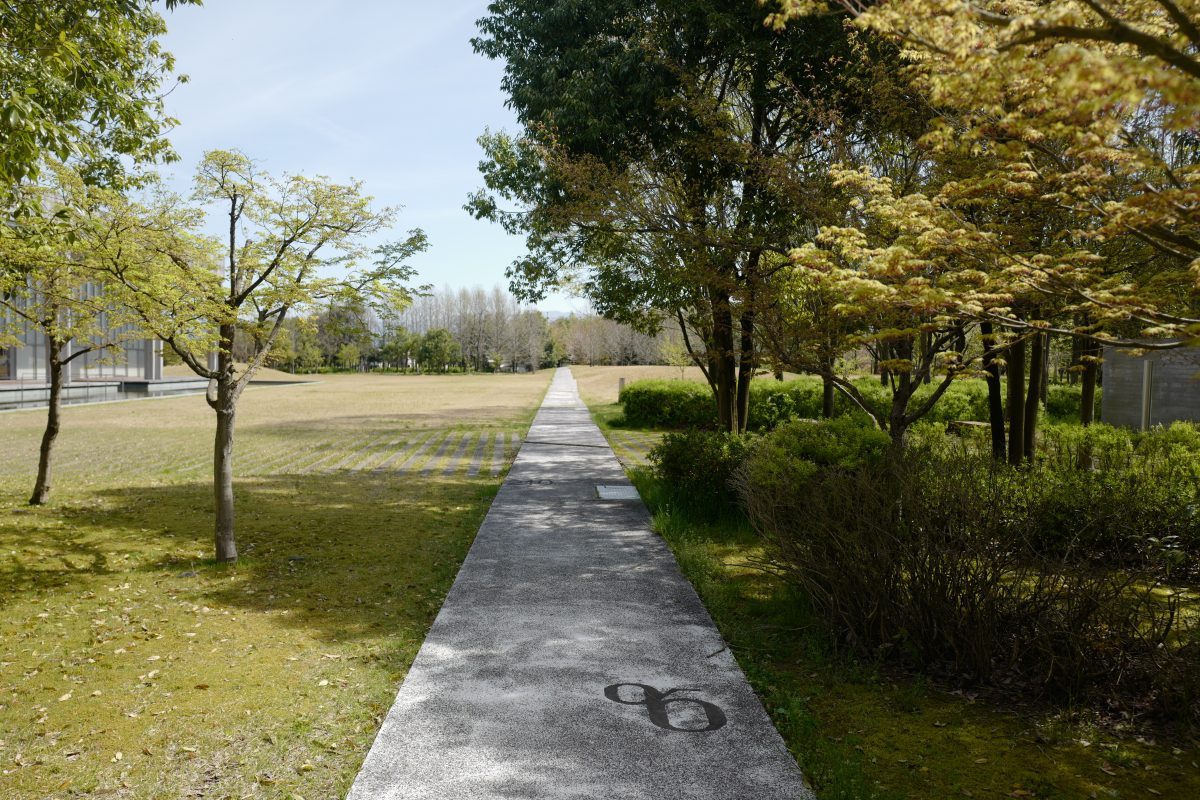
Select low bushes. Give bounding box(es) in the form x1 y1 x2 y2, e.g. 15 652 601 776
643 417 1200 721
620 379 717 428
620 377 868 430
647 429 752 520
729 426 1199 719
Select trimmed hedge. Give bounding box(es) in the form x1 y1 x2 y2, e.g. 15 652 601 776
619 376 1102 430
619 379 717 428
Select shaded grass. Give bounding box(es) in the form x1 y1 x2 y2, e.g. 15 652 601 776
625 471 1200 800
0 372 551 798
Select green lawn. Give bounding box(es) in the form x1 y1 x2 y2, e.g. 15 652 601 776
0 372 551 799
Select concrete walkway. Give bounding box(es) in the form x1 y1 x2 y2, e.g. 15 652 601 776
348 368 811 800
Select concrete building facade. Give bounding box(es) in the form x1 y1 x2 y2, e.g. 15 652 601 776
1101 344 1200 429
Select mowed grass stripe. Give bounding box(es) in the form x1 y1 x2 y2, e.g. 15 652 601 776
442 432 476 476
255 435 345 475
420 431 462 476
490 432 517 477
467 432 491 477
372 431 432 473
322 431 394 473
278 438 362 474
233 436 330 476
295 432 379 475
346 434 408 472
396 431 447 474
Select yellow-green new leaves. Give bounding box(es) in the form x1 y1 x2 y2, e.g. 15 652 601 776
789 167 998 330
0 165 155 359
148 148 424 389
776 0 1200 341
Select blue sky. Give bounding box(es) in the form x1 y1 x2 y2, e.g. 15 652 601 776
159 0 582 314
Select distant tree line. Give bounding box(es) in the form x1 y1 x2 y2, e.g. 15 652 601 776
237 285 674 373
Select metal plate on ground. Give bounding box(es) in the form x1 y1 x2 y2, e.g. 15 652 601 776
596 484 640 501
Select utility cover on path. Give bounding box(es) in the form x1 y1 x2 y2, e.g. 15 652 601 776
347 368 812 800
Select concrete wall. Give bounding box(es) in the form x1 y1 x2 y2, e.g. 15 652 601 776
1101 345 1200 429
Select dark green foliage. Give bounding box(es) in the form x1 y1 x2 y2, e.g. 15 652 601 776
1031 423 1200 569
619 380 718 428
416 328 461 373
739 417 891 498
620 376 1104 431
646 429 752 520
734 436 1199 718
754 388 797 431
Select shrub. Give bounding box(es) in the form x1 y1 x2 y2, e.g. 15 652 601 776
1029 423 1200 571
620 380 716 428
647 429 753 520
754 390 796 431
735 439 1199 719
622 377 847 431
1046 383 1103 422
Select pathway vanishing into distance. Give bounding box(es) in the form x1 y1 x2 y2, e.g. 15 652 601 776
348 368 811 800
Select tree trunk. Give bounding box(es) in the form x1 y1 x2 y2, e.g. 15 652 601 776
711 291 737 433
1006 337 1026 465
1038 332 1050 405
30 340 64 506
1080 337 1100 426
1023 332 1044 462
213 389 237 562
887 338 915 447
980 322 1006 461
1068 333 1083 385
879 341 890 385
735 308 754 434
889 377 913 448
212 319 239 563
921 331 933 384
822 373 835 419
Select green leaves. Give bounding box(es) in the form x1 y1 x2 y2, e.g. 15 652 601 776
0 2 201 211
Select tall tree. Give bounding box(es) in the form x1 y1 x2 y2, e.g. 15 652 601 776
471 0 869 431
102 150 425 562
0 166 155 504
418 328 461 373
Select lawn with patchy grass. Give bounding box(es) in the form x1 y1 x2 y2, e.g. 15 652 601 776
0 372 550 799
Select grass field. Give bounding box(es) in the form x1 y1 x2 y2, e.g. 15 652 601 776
0 372 551 799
